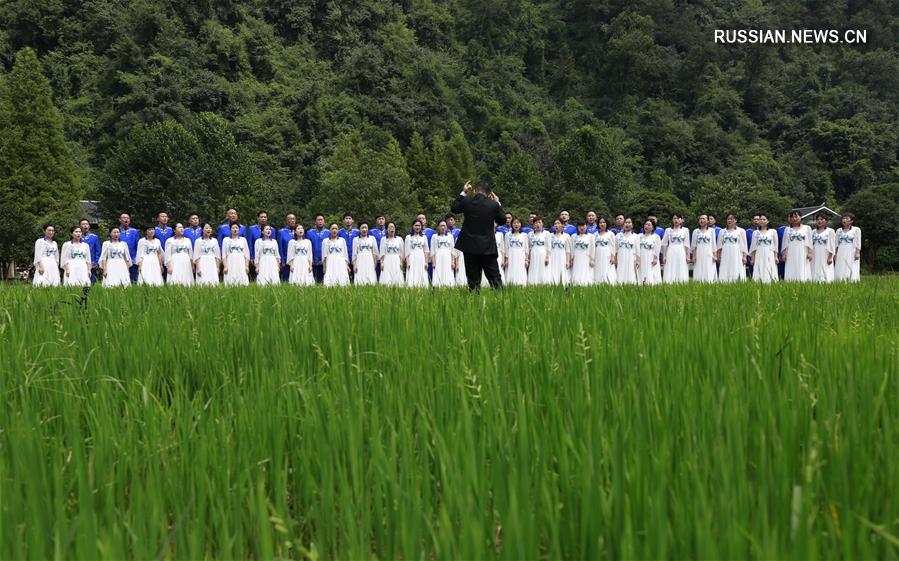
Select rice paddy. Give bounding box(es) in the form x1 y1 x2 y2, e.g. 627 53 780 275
1 279 897 559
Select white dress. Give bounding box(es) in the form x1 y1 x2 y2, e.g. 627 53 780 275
750 229 778 283
352 236 378 286
481 232 506 287
593 232 617 285
136 238 164 286
527 231 551 285
60 241 90 287
811 228 836 283
547 233 571 286
379 236 405 287
783 225 812 282
615 233 639 285
717 228 747 283
286 239 314 286
691 229 717 283
193 238 220 286
166 237 194 286
662 227 690 284
504 232 529 286
570 234 594 286
430 234 455 287
322 237 350 287
222 237 250 286
32 238 60 287
100 241 132 287
637 234 662 286
834 227 861 282
254 238 281 285
405 235 429 287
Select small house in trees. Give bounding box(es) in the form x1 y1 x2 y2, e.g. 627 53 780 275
793 204 839 225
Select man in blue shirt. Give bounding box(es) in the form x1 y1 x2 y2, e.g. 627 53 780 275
585 211 599 234
339 213 360 264
79 218 101 283
522 213 536 234
306 214 330 283
217 208 246 247
610 214 625 235
370 214 387 247
247 211 273 260
776 215 789 279
497 212 513 235
446 213 461 240
118 213 140 283
184 213 202 247
278 213 297 281
550 210 578 234
746 214 760 276
154 212 173 250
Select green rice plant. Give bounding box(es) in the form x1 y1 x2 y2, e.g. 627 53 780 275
0 279 897 559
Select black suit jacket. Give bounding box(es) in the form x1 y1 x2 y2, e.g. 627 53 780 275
450 193 506 255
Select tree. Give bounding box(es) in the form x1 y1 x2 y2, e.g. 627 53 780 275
554 124 638 212
443 123 476 196
0 47 81 268
843 183 899 270
625 190 687 228
98 112 265 227
314 129 416 227
494 149 544 214
405 131 446 218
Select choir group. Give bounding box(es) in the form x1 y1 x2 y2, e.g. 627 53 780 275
29 207 862 288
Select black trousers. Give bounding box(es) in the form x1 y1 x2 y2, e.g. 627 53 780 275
464 252 503 291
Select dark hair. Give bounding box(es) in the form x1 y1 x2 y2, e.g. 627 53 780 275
188 213 199 219
726 212 736 221
437 219 447 228
79 217 90 224
758 214 768 220
375 214 385 220
505 212 513 217
474 180 492 194
815 212 829 220
145 224 154 232
576 220 586 227
258 210 268 217
315 214 325 220
109 226 120 234
615 213 624 219
444 213 456 220
71 225 81 233
841 212 855 222
708 213 717 219
119 212 130 218
789 211 801 218
672 212 683 220
343 213 352 219
41 223 53 231
533 215 544 223
511 217 523 232
358 221 369 229
411 220 422 232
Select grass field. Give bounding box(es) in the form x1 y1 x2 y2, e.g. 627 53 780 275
1 280 897 560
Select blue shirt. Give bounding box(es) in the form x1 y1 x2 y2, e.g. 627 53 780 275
497 225 513 235
82 232 101 265
119 226 140 260
217 223 246 248
550 224 577 235
521 226 534 234
154 225 173 250
278 226 296 263
247 224 274 259
585 224 599 234
370 226 387 248
306 227 330 264
339 227 360 260
447 226 461 240
184 225 203 247
610 227 623 235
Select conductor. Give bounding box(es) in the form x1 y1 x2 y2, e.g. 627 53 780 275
450 180 506 291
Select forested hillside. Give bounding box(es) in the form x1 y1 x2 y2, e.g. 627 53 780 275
1 0 898 265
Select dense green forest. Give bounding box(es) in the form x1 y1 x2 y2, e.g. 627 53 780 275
1 0 898 267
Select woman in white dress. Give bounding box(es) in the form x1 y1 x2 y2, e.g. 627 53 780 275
32 224 60 287
222 223 250 286
749 215 779 283
481 226 506 287
593 217 617 285
254 225 281 286
100 227 132 288
570 221 594 286
834 212 861 282
166 223 195 286
547 219 572 286
322 224 350 287
136 225 164 286
782 211 812 282
616 218 639 285
404 220 430 288
430 220 456 288
637 220 662 286
504 217 529 286
662 213 690 284
527 217 551 285
352 223 379 286
810 213 836 283
193 224 221 286
287 224 314 286
690 214 718 283
716 213 748 283
60 226 91 287
379 223 405 287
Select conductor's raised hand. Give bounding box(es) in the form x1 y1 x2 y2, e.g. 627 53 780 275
462 181 472 193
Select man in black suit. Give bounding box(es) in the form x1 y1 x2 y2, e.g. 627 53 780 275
450 180 506 291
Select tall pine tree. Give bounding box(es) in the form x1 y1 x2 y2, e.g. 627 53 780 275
0 47 81 272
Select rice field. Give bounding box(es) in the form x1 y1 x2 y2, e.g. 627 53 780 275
1 279 897 560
